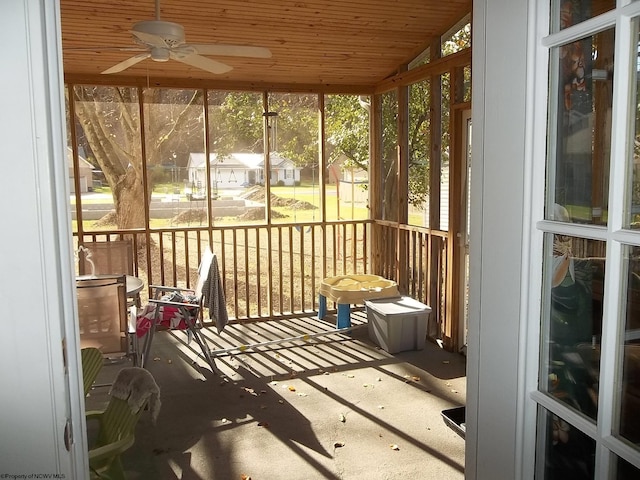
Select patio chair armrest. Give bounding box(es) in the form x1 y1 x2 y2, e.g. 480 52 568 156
88 435 135 464
85 410 105 421
149 285 195 294
149 298 200 309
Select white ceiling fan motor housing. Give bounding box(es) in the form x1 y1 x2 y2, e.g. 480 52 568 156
132 20 185 47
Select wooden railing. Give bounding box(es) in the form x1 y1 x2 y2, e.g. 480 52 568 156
75 220 450 338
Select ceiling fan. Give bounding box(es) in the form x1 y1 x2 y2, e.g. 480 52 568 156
101 0 271 75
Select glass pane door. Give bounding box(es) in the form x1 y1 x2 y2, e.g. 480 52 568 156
533 3 640 477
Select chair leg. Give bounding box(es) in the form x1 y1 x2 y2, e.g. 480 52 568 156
128 306 140 367
184 319 218 373
140 310 159 369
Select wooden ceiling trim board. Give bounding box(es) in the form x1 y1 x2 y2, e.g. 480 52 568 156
374 48 471 94
64 74 376 95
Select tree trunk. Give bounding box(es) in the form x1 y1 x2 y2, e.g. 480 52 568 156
112 169 146 229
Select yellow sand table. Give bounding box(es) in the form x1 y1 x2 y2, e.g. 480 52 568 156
319 274 398 304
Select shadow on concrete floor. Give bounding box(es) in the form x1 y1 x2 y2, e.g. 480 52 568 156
86 311 466 480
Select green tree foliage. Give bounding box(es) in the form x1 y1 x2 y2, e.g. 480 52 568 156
267 93 318 168
408 80 431 208
208 91 263 156
325 95 370 170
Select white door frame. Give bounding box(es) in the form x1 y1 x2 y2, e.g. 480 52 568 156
0 0 88 475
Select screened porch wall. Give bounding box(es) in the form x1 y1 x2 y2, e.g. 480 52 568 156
67 46 469 349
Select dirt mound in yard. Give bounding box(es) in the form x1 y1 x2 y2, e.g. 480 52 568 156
172 209 207 224
238 208 287 221
243 185 317 210
93 211 117 227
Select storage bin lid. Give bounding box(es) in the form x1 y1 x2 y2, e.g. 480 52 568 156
364 296 431 316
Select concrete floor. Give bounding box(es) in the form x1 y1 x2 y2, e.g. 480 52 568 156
86 311 467 480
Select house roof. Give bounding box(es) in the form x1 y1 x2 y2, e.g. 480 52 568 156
66 147 93 170
59 0 471 91
188 152 294 169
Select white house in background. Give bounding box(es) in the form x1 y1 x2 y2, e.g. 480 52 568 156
186 152 301 190
66 146 93 193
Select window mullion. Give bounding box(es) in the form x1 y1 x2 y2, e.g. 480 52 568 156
596 11 635 478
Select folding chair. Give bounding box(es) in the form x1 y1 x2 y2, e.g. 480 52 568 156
137 248 216 371
76 275 139 367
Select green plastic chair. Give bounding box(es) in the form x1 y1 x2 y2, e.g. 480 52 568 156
86 367 160 479
81 347 104 396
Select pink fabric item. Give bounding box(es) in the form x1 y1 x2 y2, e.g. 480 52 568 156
135 303 196 337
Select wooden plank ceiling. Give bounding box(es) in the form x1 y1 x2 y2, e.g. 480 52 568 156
60 0 471 92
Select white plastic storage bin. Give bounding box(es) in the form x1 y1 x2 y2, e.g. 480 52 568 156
365 296 431 353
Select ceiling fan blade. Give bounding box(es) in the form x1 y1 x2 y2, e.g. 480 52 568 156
130 29 169 48
189 44 272 58
172 53 232 74
102 53 151 74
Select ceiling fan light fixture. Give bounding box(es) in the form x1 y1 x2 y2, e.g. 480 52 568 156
150 46 170 62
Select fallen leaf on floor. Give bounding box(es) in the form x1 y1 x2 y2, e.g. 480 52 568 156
275 353 281 358
221 418 229 424
243 387 257 396
412 376 420 382
363 383 371 388
334 442 346 448
347 374 355 378
390 444 400 451
288 385 297 392
339 413 346 423
153 357 161 362
257 421 269 427
376 377 382 382
377 405 385 409
241 474 252 480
